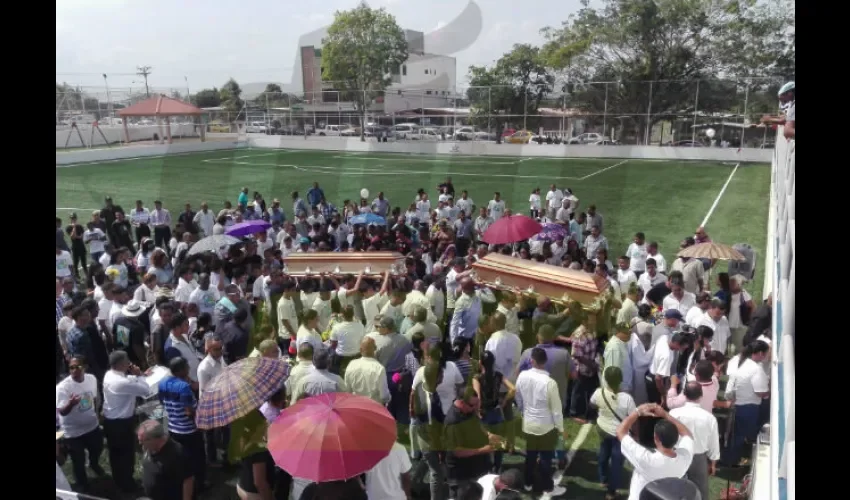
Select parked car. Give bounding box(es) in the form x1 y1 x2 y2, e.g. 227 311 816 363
567 133 608 144
317 124 350 136
501 128 517 138
410 128 441 141
505 130 534 144
246 122 268 134
339 127 360 137
392 123 420 139
592 139 620 145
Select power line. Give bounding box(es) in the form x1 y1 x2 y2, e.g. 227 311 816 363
136 66 153 97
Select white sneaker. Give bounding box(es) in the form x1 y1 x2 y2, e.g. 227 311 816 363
552 471 565 484
524 484 533 492
540 485 567 499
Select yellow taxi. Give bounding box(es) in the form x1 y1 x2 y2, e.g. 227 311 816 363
504 129 533 144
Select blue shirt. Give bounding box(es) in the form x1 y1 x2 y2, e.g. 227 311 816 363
269 207 286 225
306 188 324 208
66 326 93 362
238 192 249 207
158 376 197 434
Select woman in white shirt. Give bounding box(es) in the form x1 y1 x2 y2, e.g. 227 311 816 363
296 309 325 355
723 340 770 466
133 273 159 305
590 366 637 500
529 188 542 219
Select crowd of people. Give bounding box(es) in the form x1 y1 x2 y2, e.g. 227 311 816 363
55 174 774 500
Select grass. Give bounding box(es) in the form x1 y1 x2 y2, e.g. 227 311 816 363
56 148 770 299
57 148 766 498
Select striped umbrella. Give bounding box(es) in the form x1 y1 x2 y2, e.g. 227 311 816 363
196 357 289 430
676 242 746 261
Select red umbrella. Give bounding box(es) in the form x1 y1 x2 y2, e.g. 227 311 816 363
481 215 543 244
267 393 397 482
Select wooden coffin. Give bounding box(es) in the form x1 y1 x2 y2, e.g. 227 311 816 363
283 252 406 277
471 254 609 310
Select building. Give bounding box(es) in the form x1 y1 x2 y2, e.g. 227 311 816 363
292 28 459 118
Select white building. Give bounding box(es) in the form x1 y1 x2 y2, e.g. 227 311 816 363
290 28 458 115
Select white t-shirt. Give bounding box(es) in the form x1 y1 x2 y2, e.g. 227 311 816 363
412 361 464 417
621 435 695 500
477 474 499 500
363 293 389 333
84 228 106 254
488 200 506 220
330 320 367 357
56 251 73 278
626 243 648 273
728 358 769 406
416 199 431 222
55 374 99 438
365 442 412 500
591 388 637 436
546 189 564 209
649 336 674 377
616 269 638 296
529 193 541 210
728 290 752 329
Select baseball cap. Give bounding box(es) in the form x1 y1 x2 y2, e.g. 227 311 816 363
664 309 683 321
299 236 310 245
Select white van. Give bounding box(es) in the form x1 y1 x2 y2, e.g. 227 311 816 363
318 124 346 136
392 123 420 139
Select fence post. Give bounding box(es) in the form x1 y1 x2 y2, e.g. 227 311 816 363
741 79 750 147
487 87 492 135
523 91 528 131
691 80 701 144
644 80 653 145
602 82 608 141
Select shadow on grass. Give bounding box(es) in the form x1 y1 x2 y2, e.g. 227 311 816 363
564 449 632 498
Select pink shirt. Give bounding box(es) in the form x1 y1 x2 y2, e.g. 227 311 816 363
667 376 719 413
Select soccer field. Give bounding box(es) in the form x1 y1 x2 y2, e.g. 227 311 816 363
56 148 770 298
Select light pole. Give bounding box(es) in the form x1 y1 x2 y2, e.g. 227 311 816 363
103 73 113 119
184 76 190 101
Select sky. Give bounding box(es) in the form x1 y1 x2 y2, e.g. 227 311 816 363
56 0 583 96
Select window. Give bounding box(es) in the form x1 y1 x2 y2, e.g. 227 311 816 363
314 48 322 58
426 90 432 95
424 69 428 74
402 65 407 76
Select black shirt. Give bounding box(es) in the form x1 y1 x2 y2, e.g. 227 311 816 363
219 320 250 364
112 219 134 248
142 439 193 500
151 324 170 367
239 449 276 494
65 223 85 247
645 282 671 306
443 404 491 480
177 210 197 233
744 303 772 346
85 323 108 377
112 316 148 367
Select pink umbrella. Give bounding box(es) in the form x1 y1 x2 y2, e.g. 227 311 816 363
481 215 543 244
267 393 397 482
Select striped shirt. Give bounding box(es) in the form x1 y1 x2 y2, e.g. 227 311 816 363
150 208 172 228
157 376 197 434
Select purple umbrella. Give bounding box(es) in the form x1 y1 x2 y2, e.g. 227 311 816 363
531 223 569 242
225 220 272 238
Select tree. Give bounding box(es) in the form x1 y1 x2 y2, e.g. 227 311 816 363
322 3 407 140
466 44 554 142
193 88 221 108
219 78 244 120
540 0 794 143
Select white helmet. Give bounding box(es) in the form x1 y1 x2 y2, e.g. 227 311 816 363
778 81 795 96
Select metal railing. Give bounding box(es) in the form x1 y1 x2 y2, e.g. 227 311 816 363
763 128 795 500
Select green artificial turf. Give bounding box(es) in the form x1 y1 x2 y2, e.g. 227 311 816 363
56 148 770 299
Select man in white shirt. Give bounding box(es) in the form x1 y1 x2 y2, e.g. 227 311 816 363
514 348 567 498
344 337 391 406
330 306 367 376
365 441 412 500
477 469 525 500
192 202 215 237
456 190 475 217
545 185 564 221
646 242 667 273
197 337 227 392
662 276 696 318
485 312 523 384
626 232 648 276
698 298 732 354
555 198 572 223
669 382 720 500
647 333 691 408
474 207 494 242
102 350 152 493
445 258 470 322
616 403 695 500
488 192 506 221
56 356 104 490
616 256 638 298
685 292 712 327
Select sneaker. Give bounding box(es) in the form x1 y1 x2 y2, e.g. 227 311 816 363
524 485 533 492
552 470 565 484
540 485 567 499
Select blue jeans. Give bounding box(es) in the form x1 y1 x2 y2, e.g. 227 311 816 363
724 404 761 465
598 432 624 494
525 429 558 493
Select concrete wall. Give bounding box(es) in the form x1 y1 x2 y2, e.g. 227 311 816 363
248 135 773 162
56 140 243 166
56 123 200 149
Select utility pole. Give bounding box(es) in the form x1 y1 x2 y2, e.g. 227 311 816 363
136 66 152 97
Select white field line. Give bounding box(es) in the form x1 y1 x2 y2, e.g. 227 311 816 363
200 151 293 163
565 423 593 468
577 159 630 180
700 162 740 227
331 155 519 165
518 158 534 163
55 147 253 168
223 161 583 180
